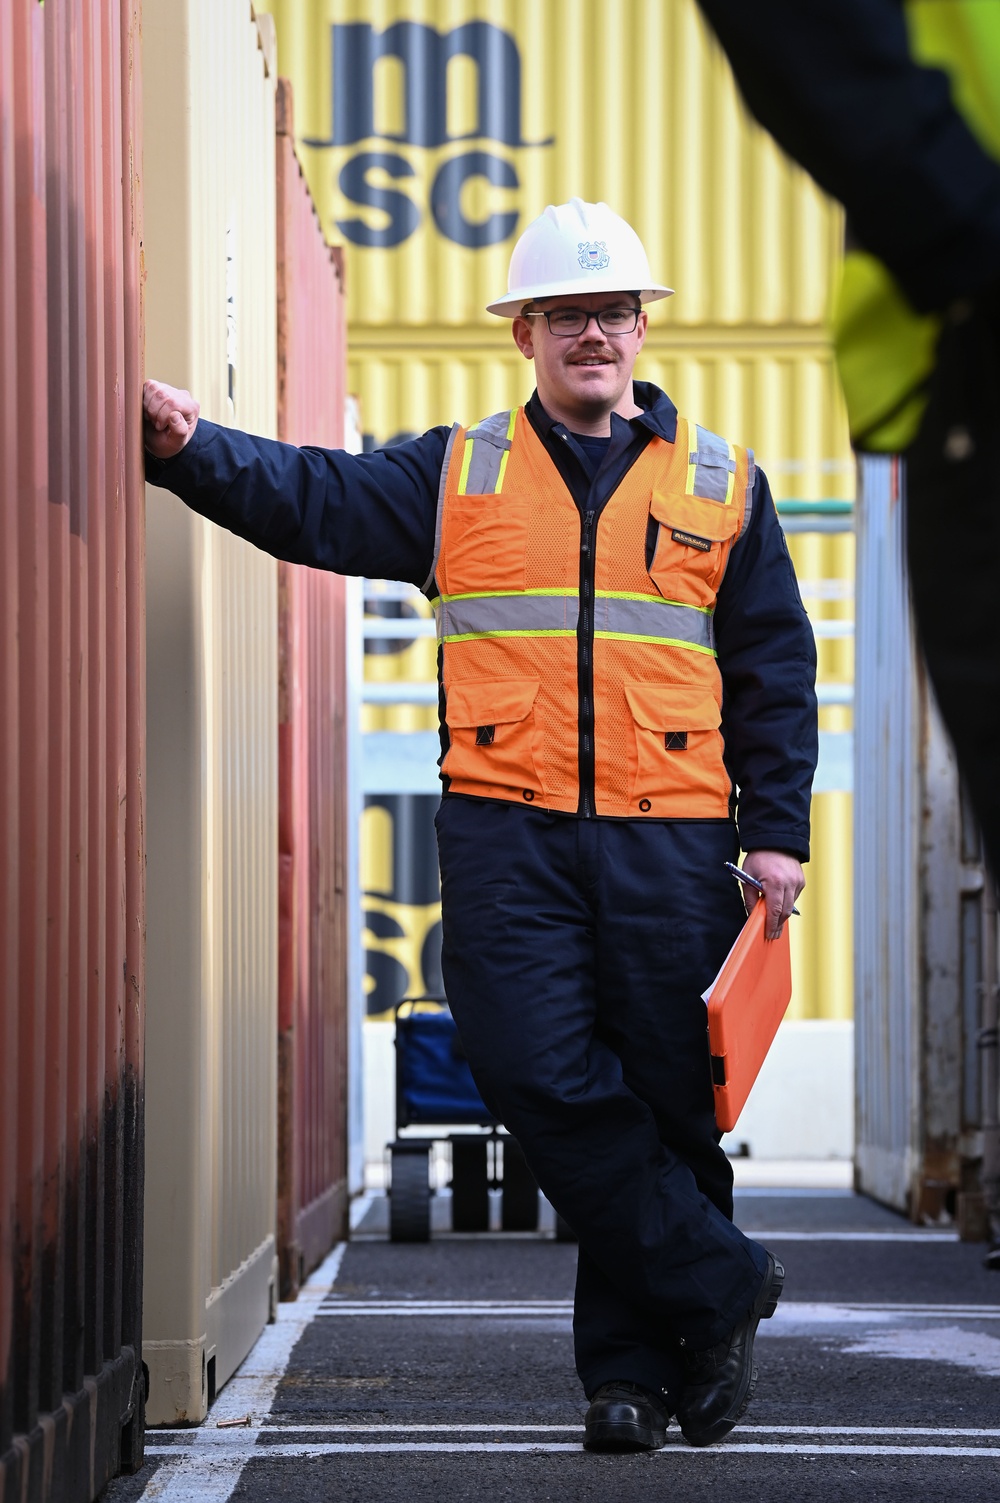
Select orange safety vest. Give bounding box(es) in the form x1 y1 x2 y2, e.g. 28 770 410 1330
425 407 755 819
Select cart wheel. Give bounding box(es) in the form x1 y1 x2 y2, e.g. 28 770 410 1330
501 1136 539 1232
554 1213 578 1243
451 1136 489 1232
389 1146 431 1242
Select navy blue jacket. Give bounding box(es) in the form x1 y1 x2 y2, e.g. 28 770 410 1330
145 381 817 859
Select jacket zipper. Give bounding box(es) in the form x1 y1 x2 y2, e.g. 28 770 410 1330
578 507 596 818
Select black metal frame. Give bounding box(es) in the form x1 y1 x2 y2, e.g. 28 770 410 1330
388 997 542 1239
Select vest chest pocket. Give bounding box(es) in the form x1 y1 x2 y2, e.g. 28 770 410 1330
440 495 530 597
444 677 543 798
648 492 740 610
624 683 726 811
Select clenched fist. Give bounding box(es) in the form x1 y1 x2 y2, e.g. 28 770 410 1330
143 379 200 458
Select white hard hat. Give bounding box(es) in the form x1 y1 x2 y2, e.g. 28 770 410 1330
486 198 673 317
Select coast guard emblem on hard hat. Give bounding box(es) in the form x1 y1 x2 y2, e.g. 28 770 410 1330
578 241 610 271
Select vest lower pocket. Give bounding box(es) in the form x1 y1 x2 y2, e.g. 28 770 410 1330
443 677 543 799
648 491 739 610
624 682 726 810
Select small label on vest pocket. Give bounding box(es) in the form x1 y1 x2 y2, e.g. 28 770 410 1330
664 731 688 750
476 725 496 746
671 528 712 552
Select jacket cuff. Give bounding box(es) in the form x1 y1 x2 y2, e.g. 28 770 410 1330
144 417 212 485
739 832 810 864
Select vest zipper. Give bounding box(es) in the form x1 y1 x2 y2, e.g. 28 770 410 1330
578 508 596 818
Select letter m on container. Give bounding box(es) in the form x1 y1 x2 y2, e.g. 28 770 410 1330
302 19 553 250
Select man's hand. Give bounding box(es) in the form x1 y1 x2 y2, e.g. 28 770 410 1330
143 379 200 459
741 850 804 940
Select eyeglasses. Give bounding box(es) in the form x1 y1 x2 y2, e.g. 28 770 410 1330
523 306 641 337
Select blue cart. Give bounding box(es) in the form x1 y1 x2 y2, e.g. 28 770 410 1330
388 997 552 1242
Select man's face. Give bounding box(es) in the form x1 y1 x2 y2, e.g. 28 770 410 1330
512 292 647 422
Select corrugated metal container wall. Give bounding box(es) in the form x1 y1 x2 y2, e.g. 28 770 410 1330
142 0 280 1425
0 2 146 1498
275 79 351 1299
264 0 854 1027
854 457 994 1223
265 0 838 334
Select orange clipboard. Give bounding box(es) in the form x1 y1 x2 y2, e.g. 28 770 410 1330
702 900 792 1133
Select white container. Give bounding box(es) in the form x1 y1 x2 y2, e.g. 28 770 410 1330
142 0 279 1425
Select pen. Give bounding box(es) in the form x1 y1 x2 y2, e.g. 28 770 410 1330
724 861 800 916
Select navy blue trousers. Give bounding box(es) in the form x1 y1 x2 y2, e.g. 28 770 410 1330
435 796 769 1407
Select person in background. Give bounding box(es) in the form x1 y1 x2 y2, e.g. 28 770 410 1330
143 198 817 1450
696 0 1000 882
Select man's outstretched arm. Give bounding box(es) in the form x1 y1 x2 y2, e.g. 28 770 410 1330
142 379 448 587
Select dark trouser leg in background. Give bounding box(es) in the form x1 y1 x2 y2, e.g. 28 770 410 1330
907 294 1000 881
436 796 764 1400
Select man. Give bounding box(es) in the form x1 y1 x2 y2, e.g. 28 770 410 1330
144 198 817 1450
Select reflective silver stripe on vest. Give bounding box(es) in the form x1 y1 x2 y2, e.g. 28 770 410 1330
422 422 462 597
594 595 715 652
435 593 578 638
742 448 756 538
434 591 713 653
690 423 736 502
460 409 515 495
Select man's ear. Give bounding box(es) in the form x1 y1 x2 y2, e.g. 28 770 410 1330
512 315 535 361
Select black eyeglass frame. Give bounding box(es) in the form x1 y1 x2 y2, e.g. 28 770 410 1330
521 304 642 337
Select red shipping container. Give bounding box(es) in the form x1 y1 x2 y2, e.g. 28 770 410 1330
0 1 146 1498
274 80 351 1298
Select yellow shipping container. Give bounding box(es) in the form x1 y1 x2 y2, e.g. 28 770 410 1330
263 0 854 1023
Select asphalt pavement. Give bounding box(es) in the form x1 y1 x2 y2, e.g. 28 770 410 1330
107 1183 1000 1503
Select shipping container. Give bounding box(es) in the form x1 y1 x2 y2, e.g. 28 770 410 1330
275 79 351 1298
0 0 146 1497
854 456 997 1228
142 0 280 1425
262 0 856 1038
264 0 839 335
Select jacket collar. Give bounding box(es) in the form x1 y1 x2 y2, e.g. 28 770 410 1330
525 381 679 444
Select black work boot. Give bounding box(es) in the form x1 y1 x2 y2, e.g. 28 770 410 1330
676 1253 784 1447
583 1380 670 1452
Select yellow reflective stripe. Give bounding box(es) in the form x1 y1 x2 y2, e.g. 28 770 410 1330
443 628 715 655
685 417 697 495
457 435 475 495
432 587 578 605
595 588 712 616
725 441 737 505
441 629 577 643
594 631 717 656
434 588 709 613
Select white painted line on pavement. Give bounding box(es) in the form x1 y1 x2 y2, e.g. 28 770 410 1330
765 1301 1000 1327
313 1298 1000 1322
316 1302 572 1317
256 1422 1000 1438
142 1440 1000 1459
744 1425 1000 1437
138 1241 347 1502
742 1230 960 1242
151 1421 1000 1439
265 1424 580 1433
